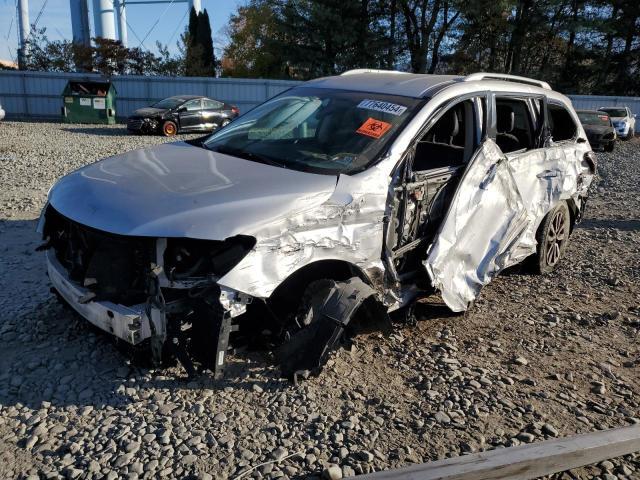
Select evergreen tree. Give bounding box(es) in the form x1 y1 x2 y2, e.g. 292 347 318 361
184 7 199 76
184 7 215 76
198 9 215 73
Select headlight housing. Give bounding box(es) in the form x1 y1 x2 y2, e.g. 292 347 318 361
164 236 256 280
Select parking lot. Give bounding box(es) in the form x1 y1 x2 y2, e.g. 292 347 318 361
0 121 639 479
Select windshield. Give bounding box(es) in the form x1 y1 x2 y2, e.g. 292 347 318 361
202 87 423 175
599 108 627 117
578 112 610 126
152 97 185 109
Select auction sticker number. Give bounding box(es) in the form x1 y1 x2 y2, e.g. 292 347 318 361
357 99 407 116
357 118 392 139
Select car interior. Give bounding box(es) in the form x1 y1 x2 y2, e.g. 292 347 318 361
548 103 577 141
495 98 534 153
412 100 476 170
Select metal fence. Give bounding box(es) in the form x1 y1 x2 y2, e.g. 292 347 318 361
568 94 640 116
1 70 638 120
0 70 301 119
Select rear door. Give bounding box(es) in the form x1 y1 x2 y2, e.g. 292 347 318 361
424 139 530 311
178 98 204 130
425 94 585 312
202 98 225 130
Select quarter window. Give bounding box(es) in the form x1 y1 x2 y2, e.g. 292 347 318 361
203 99 223 109
548 103 577 142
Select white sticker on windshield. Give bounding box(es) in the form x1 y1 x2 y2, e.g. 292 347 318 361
357 99 407 116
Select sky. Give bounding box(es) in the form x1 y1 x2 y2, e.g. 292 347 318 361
0 0 244 63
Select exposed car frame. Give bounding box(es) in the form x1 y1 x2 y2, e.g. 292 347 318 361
39 71 596 379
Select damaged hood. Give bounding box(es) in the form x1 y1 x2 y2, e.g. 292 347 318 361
48 142 337 239
131 107 167 118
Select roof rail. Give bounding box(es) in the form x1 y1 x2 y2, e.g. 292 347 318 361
464 72 551 90
340 69 409 76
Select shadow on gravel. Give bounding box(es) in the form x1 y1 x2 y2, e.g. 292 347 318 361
579 218 640 231
0 293 286 411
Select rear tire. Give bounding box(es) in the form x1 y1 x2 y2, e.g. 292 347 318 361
533 201 570 274
162 121 178 137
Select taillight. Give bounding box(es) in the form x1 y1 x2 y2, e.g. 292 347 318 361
231 106 239 114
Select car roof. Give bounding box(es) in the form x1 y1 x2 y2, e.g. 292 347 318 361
302 70 556 99
169 95 205 101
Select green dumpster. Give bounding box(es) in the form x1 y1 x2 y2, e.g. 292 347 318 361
61 80 117 124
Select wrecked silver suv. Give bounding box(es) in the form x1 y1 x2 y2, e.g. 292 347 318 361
38 71 596 379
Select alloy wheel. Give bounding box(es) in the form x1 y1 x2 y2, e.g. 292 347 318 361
545 209 567 267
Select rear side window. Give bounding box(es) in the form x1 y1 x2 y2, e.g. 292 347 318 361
495 97 535 153
548 103 577 142
184 99 202 111
203 99 223 109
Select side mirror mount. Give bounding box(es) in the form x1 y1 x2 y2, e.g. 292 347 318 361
177 106 187 113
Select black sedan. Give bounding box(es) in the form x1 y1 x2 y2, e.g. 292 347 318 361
127 95 239 136
576 110 616 152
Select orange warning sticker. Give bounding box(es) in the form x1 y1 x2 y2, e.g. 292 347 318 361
356 118 392 139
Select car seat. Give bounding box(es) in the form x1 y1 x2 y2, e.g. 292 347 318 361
413 109 465 170
495 105 521 153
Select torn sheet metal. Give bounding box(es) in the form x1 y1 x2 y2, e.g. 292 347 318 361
425 139 594 312
218 164 390 298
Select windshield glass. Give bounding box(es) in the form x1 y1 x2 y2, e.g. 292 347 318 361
578 112 610 126
202 87 423 175
152 97 185 109
599 108 627 117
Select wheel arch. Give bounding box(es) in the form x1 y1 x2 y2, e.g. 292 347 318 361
266 259 376 315
566 197 579 233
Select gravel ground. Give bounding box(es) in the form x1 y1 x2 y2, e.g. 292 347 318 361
0 121 639 480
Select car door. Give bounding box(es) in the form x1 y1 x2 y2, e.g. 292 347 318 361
201 98 224 130
424 94 586 312
385 95 484 281
425 96 562 311
178 99 203 131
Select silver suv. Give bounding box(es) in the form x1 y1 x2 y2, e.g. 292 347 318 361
598 106 636 139
39 71 596 378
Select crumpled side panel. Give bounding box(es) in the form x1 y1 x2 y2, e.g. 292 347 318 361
218 166 388 299
425 139 593 312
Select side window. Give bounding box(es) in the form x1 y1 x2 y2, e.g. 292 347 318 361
548 103 577 142
495 97 535 154
183 99 202 111
203 99 223 110
413 99 478 171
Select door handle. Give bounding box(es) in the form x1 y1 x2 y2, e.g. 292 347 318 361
537 170 559 179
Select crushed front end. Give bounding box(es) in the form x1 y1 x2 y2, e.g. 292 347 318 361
40 206 254 378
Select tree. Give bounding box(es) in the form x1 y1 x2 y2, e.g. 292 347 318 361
184 7 216 76
222 1 285 77
21 26 187 77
